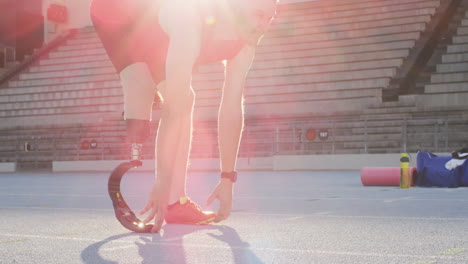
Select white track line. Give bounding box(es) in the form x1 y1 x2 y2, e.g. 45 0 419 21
1 206 468 221
0 193 120 198
2 193 468 203
0 206 114 211
315 211 331 215
282 216 304 221
384 197 413 203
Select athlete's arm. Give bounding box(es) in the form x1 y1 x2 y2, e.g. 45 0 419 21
207 45 256 223
141 1 202 233
224 45 256 94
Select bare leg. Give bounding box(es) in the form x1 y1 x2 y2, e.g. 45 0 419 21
155 84 195 204
167 112 192 204
155 82 193 204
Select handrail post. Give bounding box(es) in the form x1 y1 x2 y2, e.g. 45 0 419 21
402 118 407 154
364 115 368 154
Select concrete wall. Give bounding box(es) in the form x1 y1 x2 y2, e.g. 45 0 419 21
273 154 424 171
52 153 452 173
0 163 16 173
42 0 92 42
53 157 274 172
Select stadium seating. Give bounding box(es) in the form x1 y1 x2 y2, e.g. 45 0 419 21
0 0 441 125
3 0 468 167
416 9 468 108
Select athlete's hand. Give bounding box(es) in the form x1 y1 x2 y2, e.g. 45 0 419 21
140 179 171 233
206 179 234 223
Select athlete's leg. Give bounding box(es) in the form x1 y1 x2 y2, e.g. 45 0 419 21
154 81 190 204
218 85 245 173
120 63 156 122
154 82 216 225
92 0 166 232
155 82 195 202
91 6 157 145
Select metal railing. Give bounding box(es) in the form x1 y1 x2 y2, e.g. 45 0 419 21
1 115 467 167
239 115 468 156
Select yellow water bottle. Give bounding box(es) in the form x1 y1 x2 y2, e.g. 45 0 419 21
400 153 410 189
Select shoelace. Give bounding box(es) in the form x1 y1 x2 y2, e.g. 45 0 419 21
187 200 202 212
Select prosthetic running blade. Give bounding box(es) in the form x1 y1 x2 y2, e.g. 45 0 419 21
108 159 154 233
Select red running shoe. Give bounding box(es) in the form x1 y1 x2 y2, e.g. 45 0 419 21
165 197 216 225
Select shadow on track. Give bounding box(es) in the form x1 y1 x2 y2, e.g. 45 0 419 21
81 225 263 264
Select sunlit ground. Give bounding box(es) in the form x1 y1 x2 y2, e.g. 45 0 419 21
0 171 467 263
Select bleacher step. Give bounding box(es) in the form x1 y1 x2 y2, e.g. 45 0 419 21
57 42 104 52
39 54 110 66
457 26 468 35
0 81 121 96
8 73 118 87
29 60 113 72
415 92 468 108
453 35 468 43
447 43 468 53
442 52 468 63
279 0 439 18
19 67 116 80
425 82 468 93
436 62 468 73
430 72 468 83
364 106 418 115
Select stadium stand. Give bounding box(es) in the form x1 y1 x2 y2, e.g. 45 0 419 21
1 0 468 170
416 7 468 108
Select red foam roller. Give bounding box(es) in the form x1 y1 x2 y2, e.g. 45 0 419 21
360 167 417 186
